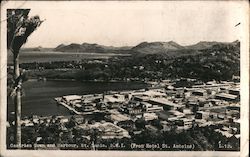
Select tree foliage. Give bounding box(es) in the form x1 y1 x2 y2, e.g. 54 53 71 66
7 9 43 54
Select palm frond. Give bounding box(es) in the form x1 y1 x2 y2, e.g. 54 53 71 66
7 9 43 54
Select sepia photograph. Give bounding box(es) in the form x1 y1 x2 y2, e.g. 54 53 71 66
0 1 249 157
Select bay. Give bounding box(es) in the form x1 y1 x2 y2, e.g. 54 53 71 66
7 80 147 118
7 51 131 63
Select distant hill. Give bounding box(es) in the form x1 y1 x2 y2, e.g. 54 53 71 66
54 44 66 50
53 43 131 53
185 41 233 50
171 40 240 81
122 40 240 81
18 40 240 82
22 40 239 55
54 41 186 54
131 41 185 54
54 43 104 52
52 40 238 55
21 46 52 52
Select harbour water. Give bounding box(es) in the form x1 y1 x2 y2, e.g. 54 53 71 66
7 80 147 118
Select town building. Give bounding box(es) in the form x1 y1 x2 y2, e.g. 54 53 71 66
215 93 238 101
90 122 131 139
140 101 163 113
149 98 182 110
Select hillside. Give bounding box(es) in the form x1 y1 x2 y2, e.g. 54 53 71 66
23 40 237 55
19 40 240 82
131 41 185 54
186 41 222 50
168 41 240 80
53 43 131 53
53 41 185 54
54 43 104 53
109 40 240 81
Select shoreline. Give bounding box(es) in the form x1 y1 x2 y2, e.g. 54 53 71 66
7 80 149 119
27 78 148 84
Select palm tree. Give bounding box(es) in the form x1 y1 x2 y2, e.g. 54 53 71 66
7 9 43 146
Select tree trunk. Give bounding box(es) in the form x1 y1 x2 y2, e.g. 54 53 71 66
13 52 21 147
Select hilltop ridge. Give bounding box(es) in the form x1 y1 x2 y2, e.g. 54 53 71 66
50 40 237 54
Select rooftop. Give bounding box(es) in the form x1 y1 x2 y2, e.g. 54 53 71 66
62 95 82 101
150 98 182 108
104 95 125 103
108 113 130 122
133 90 166 97
216 93 238 99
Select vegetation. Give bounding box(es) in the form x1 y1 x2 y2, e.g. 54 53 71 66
6 118 239 151
13 40 240 82
7 9 43 146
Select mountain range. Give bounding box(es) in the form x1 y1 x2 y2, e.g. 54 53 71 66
19 40 240 81
51 41 238 54
131 41 184 54
21 40 239 58
53 43 131 53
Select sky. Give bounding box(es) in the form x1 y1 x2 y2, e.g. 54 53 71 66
3 1 246 48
